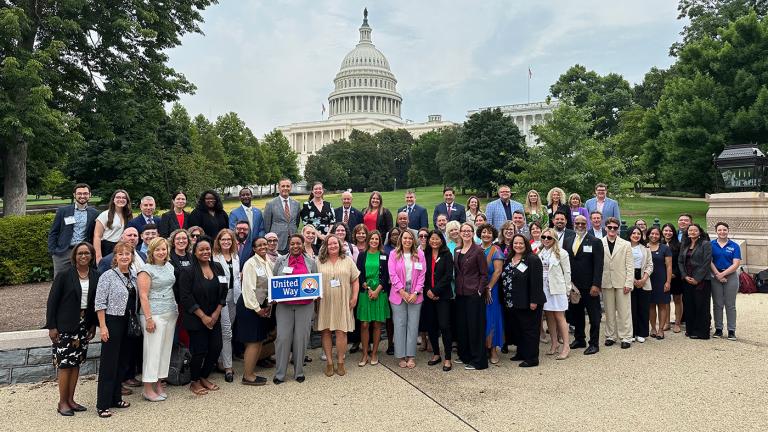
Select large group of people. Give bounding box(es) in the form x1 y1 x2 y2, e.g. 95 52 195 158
45 180 742 417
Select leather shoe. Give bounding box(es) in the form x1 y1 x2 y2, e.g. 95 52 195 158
272 377 284 385
296 376 305 383
427 356 442 366
518 360 538 368
510 354 523 361
442 363 452 372
570 340 587 349
584 346 599 355
620 341 631 349
604 339 616 347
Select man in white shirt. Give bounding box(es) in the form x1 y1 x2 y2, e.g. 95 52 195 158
590 212 607 238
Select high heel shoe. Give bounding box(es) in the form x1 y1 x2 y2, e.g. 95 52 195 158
556 350 570 360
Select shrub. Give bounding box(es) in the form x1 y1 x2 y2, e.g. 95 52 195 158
0 214 55 286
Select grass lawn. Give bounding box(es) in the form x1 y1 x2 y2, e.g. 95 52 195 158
222 185 708 229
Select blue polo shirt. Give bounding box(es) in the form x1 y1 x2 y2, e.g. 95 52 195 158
711 239 741 271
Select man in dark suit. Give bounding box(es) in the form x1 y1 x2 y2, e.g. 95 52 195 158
228 187 265 249
432 186 466 226
398 189 428 230
48 183 100 277
564 215 604 355
234 220 253 269
589 211 608 239
334 191 362 229
127 196 161 246
552 211 576 248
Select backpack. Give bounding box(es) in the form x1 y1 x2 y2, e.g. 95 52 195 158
739 268 757 294
165 342 192 386
755 269 768 294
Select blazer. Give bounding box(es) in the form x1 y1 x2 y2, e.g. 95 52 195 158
485 199 524 231
388 248 427 305
585 197 621 226
562 233 604 290
398 204 429 230
540 248 572 295
500 253 546 309
47 204 99 255
678 239 713 283
228 205 266 247
127 214 161 233
178 261 228 331
363 207 394 236
632 245 654 291
601 237 634 290
263 196 301 251
454 243 488 297
424 250 454 299
188 208 229 238
45 267 98 332
556 228 577 248
94 268 138 316
356 249 391 293
433 202 466 226
334 206 363 230
589 227 607 239
158 210 190 238
212 253 241 298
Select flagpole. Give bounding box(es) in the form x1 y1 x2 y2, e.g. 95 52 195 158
527 66 531 104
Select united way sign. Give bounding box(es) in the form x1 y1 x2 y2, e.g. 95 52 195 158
268 273 323 303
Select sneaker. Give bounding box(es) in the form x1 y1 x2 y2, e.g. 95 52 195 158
713 329 723 338
453 358 464 364
636 336 646 343
727 331 736 341
464 364 476 370
320 352 327 361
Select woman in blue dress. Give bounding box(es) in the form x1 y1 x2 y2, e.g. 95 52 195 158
477 223 504 365
647 226 672 339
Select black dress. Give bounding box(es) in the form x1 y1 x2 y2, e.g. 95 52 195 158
300 200 336 237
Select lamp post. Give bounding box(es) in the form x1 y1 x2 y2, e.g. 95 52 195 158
714 144 767 191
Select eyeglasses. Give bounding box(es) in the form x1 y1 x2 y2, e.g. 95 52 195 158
540 235 555 240
574 222 587 226
267 239 278 243
76 251 92 256
606 226 619 231
418 234 427 238
191 234 201 238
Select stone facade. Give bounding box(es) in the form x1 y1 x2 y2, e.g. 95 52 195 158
466 100 559 147
706 191 768 273
0 342 100 385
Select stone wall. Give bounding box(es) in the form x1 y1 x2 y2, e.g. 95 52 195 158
0 342 100 385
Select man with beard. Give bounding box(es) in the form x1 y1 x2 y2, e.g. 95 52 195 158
552 211 576 248
48 183 99 276
234 220 253 267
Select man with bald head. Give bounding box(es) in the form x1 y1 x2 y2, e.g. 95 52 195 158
563 215 604 355
97 226 146 274
334 190 362 229
127 196 161 246
394 211 418 241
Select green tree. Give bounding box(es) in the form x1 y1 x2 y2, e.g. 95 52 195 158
434 126 464 189
262 129 300 183
375 128 414 189
409 130 444 187
671 0 768 56
214 112 263 187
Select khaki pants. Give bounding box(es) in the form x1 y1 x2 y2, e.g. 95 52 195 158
603 287 633 342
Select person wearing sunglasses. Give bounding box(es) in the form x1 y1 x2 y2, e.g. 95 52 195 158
538 228 572 359
600 217 634 349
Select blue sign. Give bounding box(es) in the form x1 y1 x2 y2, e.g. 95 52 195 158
268 273 323 303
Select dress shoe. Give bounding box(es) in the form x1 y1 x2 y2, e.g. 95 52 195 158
570 340 587 349
272 377 284 385
604 339 616 347
296 376 305 383
224 372 234 382
620 341 631 349
442 363 452 372
584 346 599 355
427 356 442 366
386 345 394 355
518 360 538 368
57 407 74 417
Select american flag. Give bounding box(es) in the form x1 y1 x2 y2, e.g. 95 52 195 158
528 67 533 79
321 103 326 115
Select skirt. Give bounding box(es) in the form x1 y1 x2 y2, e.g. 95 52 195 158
235 297 275 343
52 310 89 369
543 274 568 312
357 290 390 323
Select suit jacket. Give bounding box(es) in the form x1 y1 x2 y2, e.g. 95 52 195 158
398 204 429 230
388 248 427 305
563 233 604 290
547 203 572 229
127 214 161 233
188 208 229 238
556 228 576 248
356 249 391 293
601 237 634 289
229 205 266 248
500 253 546 308
425 250 454 299
589 227 607 239
47 205 99 255
585 197 621 226
158 210 190 238
678 239 712 283
178 261 228 331
334 206 363 230
433 202 466 226
485 199 524 231
454 243 488 297
263 196 300 252
45 267 98 332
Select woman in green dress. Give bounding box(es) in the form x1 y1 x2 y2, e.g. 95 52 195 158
355 230 391 366
524 189 548 226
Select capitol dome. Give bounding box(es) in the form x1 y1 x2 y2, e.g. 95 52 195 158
327 9 403 122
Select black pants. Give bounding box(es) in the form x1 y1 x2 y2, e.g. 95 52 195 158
569 288 602 346
121 333 142 381
455 294 487 369
507 307 542 364
631 289 651 338
97 315 129 411
188 323 223 381
424 298 452 360
683 281 711 339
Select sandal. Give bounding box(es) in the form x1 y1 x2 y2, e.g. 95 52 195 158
202 382 220 391
398 360 407 368
114 400 130 409
406 359 416 369
650 332 657 338
673 324 682 333
97 409 112 418
358 357 369 367
190 383 209 395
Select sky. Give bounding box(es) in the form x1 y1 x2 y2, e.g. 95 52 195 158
167 0 685 136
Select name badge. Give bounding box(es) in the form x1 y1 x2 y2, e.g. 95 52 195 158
414 263 423 271
218 275 228 284
330 278 341 288
517 262 528 273
572 211 579 216
283 267 293 274
64 216 76 225
256 268 266 277
380 255 387 261
583 245 592 253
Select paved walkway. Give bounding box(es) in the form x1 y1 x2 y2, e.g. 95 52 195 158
2 294 767 431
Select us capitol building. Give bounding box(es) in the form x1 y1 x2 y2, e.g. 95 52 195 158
278 9 558 173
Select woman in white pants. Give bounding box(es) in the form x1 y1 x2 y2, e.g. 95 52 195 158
212 229 241 382
138 238 178 401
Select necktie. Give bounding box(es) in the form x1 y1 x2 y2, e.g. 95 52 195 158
407 206 412 214
283 199 291 221
238 243 244 255
343 209 349 225
447 204 452 217
573 234 583 255
146 216 152 224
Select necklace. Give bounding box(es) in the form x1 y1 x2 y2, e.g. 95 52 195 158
77 268 89 279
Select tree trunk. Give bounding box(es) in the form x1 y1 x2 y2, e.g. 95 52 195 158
2 136 28 216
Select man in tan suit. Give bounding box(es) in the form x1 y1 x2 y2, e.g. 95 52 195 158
601 217 634 349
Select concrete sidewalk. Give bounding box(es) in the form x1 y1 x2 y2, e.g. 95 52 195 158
1 294 767 431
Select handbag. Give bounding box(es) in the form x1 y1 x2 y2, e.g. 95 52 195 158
568 286 582 304
113 269 143 338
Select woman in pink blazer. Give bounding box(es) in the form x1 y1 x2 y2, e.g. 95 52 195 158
388 230 427 369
